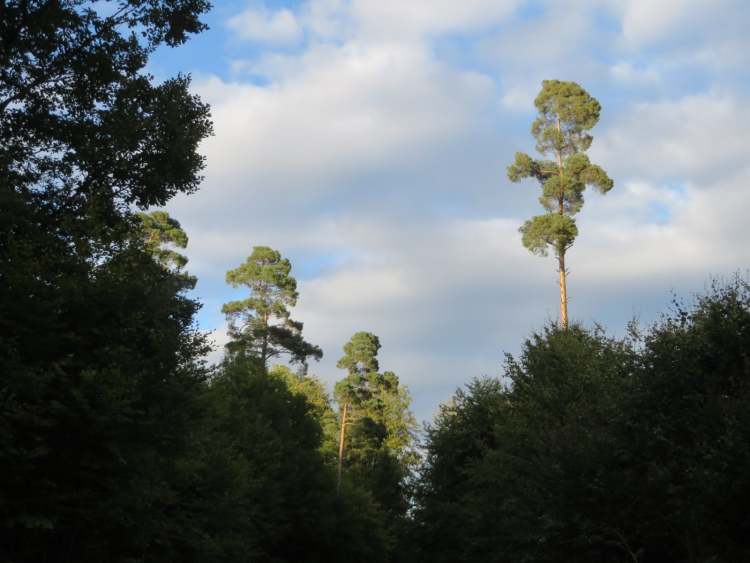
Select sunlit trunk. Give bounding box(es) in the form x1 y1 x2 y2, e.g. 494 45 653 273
337 403 348 493
555 118 569 329
558 251 568 329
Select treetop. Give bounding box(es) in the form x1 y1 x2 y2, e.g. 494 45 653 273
531 79 602 157
225 246 298 299
337 331 381 375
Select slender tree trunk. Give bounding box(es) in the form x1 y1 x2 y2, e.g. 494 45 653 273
558 251 568 329
260 311 269 369
558 192 569 329
337 403 348 493
555 118 569 329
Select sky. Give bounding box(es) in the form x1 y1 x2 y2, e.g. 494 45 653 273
151 0 750 423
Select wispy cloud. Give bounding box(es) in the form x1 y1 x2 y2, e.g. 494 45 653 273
228 6 302 45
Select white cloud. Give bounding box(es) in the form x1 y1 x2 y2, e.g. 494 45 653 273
573 169 750 287
227 6 302 45
176 40 495 223
227 0 522 46
610 61 659 83
610 0 750 64
166 0 750 421
349 0 522 38
500 83 538 111
616 0 703 46
592 92 750 182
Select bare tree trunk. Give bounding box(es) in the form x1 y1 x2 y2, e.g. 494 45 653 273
558 251 568 330
555 117 569 329
337 403 348 493
260 312 269 369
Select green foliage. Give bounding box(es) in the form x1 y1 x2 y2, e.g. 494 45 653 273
0 245 212 562
411 278 750 563
222 246 323 367
507 80 613 324
167 356 390 562
1 2 391 561
270 364 340 462
532 79 602 155
337 331 382 375
1 1 212 246
508 80 613 231
0 2 212 560
137 211 189 269
3 3 746 562
136 210 197 289
334 332 417 557
335 332 417 462
195 357 334 561
519 213 578 257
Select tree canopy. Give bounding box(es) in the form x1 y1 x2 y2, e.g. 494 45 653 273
222 246 323 367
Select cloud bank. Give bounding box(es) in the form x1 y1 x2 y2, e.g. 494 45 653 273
166 0 750 421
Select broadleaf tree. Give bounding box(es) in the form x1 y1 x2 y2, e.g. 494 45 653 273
222 246 322 368
507 80 613 328
0 1 213 559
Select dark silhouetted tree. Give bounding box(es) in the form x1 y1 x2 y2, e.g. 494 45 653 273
0 1 212 560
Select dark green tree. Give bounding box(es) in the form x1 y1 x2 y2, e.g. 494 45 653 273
137 211 189 269
621 276 750 561
334 332 417 556
221 246 322 367
507 80 613 328
412 327 638 563
1 0 212 245
270 364 340 463
334 334 416 463
0 1 212 561
178 355 391 562
334 332 383 490
137 210 196 288
411 277 750 563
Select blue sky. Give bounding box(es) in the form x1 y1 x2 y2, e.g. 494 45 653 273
153 0 750 422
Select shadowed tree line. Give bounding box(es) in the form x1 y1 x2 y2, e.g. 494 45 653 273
408 278 750 563
0 1 411 560
2 2 749 563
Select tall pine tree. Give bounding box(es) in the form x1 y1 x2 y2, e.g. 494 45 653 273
507 80 613 328
222 246 322 368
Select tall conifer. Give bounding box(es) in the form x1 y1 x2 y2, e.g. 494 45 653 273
507 80 613 328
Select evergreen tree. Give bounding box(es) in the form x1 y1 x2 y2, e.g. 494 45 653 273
137 211 189 269
334 331 417 550
507 80 613 328
334 333 416 464
137 210 196 288
221 246 322 367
